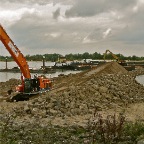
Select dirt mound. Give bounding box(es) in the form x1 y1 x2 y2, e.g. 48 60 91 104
52 62 128 92
0 63 144 128
85 62 128 77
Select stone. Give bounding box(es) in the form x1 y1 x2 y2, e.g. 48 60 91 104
24 105 31 114
49 109 57 116
99 86 108 93
137 140 144 144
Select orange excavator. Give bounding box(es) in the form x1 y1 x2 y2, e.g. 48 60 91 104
0 24 52 97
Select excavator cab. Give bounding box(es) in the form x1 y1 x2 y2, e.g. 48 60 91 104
24 78 40 93
24 79 33 93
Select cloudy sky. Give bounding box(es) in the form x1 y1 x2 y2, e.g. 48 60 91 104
0 0 144 56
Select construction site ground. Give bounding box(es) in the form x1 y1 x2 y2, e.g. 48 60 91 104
0 62 144 127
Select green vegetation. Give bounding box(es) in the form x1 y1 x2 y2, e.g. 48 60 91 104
1 111 144 144
0 52 144 61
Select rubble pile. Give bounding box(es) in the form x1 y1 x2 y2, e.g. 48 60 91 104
15 73 143 125
0 79 21 101
85 61 128 77
0 62 144 126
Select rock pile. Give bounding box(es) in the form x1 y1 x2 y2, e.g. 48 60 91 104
85 62 128 77
0 62 144 126
4 75 141 127
20 72 144 120
0 79 21 101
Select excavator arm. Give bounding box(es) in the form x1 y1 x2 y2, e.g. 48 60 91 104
103 50 120 62
0 24 31 78
0 24 52 96
103 49 127 66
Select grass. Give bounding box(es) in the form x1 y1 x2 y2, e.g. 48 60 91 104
0 110 144 144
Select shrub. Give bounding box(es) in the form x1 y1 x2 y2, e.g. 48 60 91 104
85 110 125 144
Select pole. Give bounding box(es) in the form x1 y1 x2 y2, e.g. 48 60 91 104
43 56 45 68
5 57 8 70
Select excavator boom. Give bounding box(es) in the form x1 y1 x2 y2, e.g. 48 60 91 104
103 49 120 62
103 49 127 66
0 24 52 98
0 24 31 78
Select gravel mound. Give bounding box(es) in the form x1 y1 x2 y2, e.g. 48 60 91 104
0 62 144 126
85 61 128 77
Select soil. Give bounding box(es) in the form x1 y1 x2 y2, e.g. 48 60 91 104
0 61 144 127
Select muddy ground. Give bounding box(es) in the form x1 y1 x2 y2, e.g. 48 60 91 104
0 62 144 127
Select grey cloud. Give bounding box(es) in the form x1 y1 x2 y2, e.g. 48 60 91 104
113 27 144 45
86 28 104 41
53 8 60 19
0 0 51 5
65 0 137 17
7 14 84 52
0 0 73 6
53 0 74 5
130 10 144 26
83 27 113 44
1 0 144 56
111 4 144 44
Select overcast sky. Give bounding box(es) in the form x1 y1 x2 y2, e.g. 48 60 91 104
0 0 144 56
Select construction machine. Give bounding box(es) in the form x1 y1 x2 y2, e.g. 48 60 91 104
103 49 127 66
0 24 52 98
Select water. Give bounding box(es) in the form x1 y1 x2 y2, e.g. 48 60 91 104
0 61 144 85
0 61 81 82
0 61 55 69
136 75 144 85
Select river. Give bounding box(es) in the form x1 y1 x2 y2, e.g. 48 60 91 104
0 61 81 82
0 61 144 85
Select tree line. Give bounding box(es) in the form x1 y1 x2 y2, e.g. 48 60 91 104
0 52 144 61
